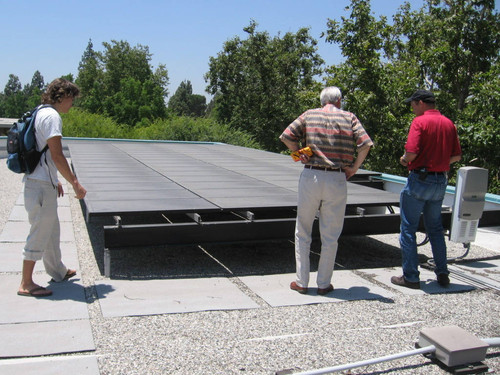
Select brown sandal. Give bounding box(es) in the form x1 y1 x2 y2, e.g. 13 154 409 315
17 286 53 297
50 269 77 282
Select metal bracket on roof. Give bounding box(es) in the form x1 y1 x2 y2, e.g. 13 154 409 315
113 215 122 228
234 210 255 222
186 212 202 224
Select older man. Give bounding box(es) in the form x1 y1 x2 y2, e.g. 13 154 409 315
280 87 373 295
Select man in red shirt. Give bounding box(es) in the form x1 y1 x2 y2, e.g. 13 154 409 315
392 90 462 289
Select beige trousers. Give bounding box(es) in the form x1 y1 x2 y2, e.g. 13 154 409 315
23 178 67 281
294 168 347 289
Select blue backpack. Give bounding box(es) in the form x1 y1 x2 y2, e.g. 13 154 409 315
6 104 51 174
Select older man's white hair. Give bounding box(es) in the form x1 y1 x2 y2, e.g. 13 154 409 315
320 87 342 106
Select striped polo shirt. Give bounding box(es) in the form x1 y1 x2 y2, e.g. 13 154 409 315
280 104 373 168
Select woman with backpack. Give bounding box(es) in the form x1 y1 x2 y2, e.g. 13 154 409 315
18 78 86 297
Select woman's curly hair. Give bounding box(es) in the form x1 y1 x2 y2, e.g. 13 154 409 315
41 78 80 105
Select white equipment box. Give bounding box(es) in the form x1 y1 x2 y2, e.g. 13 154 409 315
450 167 488 243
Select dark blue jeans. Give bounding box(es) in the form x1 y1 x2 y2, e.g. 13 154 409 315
399 172 449 282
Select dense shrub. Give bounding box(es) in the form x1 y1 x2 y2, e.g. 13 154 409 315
131 116 260 148
62 108 260 150
62 108 128 139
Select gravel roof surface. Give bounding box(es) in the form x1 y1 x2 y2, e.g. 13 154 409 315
1 150 499 375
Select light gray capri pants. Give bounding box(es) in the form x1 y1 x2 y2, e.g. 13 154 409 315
23 178 67 281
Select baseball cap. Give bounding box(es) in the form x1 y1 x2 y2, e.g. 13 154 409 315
404 89 436 103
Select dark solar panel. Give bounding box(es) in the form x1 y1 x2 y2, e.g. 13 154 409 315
68 141 400 217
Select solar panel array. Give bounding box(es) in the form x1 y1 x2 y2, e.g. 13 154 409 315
68 141 399 218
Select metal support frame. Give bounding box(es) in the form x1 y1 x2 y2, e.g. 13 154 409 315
104 211 407 248
101 211 402 276
101 207 500 277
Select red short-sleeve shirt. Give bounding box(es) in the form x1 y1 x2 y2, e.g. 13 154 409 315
405 109 461 172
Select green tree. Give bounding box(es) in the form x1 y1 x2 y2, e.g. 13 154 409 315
324 0 499 192
76 39 105 113
75 40 169 126
457 60 500 192
60 73 75 82
152 64 169 99
189 94 207 117
1 72 75 117
390 0 500 117
1 74 26 117
206 20 324 152
3 74 22 96
24 70 45 109
324 0 413 174
168 80 207 117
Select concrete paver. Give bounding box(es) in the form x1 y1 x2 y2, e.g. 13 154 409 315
474 226 500 252
0 355 99 375
239 271 395 307
0 241 79 273
95 277 260 317
0 274 88 324
357 267 477 295
0 320 95 358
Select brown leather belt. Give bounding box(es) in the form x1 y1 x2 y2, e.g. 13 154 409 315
305 165 344 172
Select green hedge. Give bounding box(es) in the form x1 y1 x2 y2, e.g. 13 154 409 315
62 109 260 150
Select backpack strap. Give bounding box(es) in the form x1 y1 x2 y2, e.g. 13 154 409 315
34 105 55 188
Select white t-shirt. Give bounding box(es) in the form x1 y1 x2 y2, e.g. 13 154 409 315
24 106 62 184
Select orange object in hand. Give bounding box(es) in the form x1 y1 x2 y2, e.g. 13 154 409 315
291 146 313 161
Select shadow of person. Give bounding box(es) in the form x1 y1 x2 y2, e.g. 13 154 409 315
319 285 394 304
46 279 116 302
43 280 88 302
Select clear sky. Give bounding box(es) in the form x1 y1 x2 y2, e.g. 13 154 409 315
0 0 429 99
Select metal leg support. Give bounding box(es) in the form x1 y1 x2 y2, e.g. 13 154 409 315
104 248 111 278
